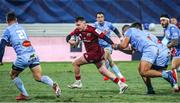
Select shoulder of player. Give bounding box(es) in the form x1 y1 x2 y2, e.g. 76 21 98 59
104 21 111 24
72 28 80 33
93 22 101 28
124 28 134 36
104 21 113 26
6 23 22 31
86 25 103 34
3 27 10 34
87 25 96 30
169 24 178 30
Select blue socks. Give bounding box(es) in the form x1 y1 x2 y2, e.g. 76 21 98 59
40 76 54 87
13 77 29 96
112 65 123 78
13 76 54 96
162 70 168 78
105 61 110 70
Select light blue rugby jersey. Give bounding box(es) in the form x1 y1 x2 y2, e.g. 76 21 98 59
142 30 168 51
93 21 116 46
124 28 157 53
163 24 180 50
2 23 35 56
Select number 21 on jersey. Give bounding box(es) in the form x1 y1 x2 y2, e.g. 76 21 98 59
16 30 27 39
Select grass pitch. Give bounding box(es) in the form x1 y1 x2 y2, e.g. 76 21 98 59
0 61 180 102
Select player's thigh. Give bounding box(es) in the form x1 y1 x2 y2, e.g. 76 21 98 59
83 51 104 63
10 56 28 79
73 55 88 66
95 59 106 69
29 55 41 80
30 65 42 81
13 56 28 71
139 60 152 73
172 57 180 69
10 67 23 79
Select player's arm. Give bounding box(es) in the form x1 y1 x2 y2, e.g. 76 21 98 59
119 45 134 54
115 37 130 50
0 29 10 65
109 23 121 38
167 39 178 48
113 28 131 50
167 27 179 48
66 30 79 46
94 28 114 45
0 39 8 65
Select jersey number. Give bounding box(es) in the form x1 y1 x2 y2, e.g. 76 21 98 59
16 30 27 39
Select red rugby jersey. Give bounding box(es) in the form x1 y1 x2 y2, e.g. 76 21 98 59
70 25 105 52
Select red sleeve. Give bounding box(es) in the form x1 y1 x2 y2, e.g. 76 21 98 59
90 26 106 38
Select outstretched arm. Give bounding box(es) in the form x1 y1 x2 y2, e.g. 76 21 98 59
0 39 8 64
167 39 178 48
109 23 121 38
113 28 121 38
116 37 130 49
93 28 114 45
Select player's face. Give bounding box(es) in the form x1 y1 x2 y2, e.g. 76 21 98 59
170 18 177 25
160 19 169 28
96 14 104 23
75 21 86 31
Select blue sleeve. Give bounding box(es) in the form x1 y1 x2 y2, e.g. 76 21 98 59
0 39 8 62
170 26 179 39
102 35 114 45
109 22 116 31
2 29 10 42
109 22 121 37
124 29 132 38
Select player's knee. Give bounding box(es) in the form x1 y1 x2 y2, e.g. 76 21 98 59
98 67 106 74
34 76 41 81
72 60 80 66
109 62 115 67
171 64 178 70
9 72 18 80
72 61 76 66
139 70 147 77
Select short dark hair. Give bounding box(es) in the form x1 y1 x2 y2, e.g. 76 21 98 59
75 16 85 22
160 14 169 19
122 25 130 33
6 12 17 22
96 11 104 16
131 22 143 30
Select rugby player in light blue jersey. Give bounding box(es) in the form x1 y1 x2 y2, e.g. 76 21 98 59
113 25 179 94
130 22 179 93
0 12 61 100
160 15 180 77
93 12 126 82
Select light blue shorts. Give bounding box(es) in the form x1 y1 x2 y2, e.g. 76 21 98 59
141 46 158 64
13 52 40 71
154 48 170 68
141 46 170 70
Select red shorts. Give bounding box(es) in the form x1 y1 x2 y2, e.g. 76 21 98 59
83 49 105 63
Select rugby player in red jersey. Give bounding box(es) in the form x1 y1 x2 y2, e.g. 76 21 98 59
66 17 128 94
